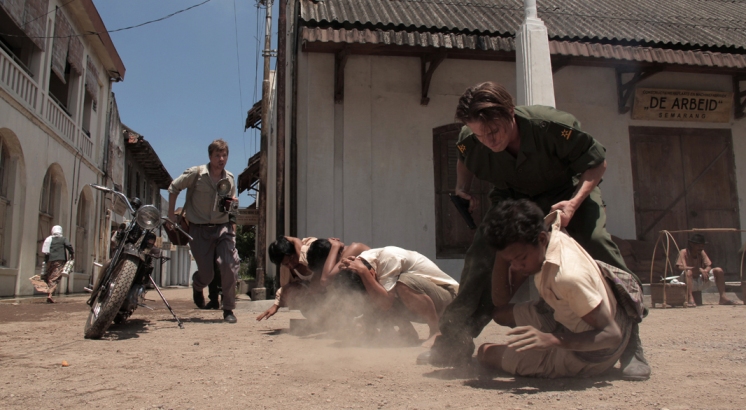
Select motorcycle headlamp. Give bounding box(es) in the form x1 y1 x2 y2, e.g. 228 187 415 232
135 205 162 230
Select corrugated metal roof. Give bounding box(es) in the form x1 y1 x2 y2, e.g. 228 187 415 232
301 27 515 51
301 27 746 69
300 0 746 51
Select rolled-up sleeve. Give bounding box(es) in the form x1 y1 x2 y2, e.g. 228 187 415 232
568 139 606 175
168 167 199 195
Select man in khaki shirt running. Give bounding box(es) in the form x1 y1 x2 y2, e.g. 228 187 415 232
168 139 240 323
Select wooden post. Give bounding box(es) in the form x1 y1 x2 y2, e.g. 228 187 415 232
252 0 274 301
276 0 287 237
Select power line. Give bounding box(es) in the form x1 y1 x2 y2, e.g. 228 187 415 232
108 0 213 34
1 0 214 39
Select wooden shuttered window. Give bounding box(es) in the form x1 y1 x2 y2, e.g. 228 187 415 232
432 123 491 258
0 0 50 51
51 7 82 83
85 55 99 103
0 0 25 29
51 7 69 82
23 0 49 50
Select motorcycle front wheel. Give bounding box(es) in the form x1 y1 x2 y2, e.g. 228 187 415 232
84 256 139 339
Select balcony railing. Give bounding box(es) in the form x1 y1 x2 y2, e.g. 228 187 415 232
0 47 96 165
44 95 77 145
0 48 38 111
78 130 93 158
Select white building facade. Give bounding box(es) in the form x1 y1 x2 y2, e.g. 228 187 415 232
0 0 125 296
272 0 746 281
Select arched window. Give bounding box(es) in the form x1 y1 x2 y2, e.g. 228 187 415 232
0 138 9 266
75 193 90 273
0 140 8 196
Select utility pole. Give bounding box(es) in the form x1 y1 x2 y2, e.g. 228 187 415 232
252 0 274 301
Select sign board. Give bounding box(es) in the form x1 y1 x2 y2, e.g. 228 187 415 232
632 88 732 123
236 208 259 226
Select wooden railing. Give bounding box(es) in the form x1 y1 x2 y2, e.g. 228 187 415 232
0 47 97 165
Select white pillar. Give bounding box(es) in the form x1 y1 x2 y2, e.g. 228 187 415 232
170 247 179 285
181 247 190 286
515 0 556 107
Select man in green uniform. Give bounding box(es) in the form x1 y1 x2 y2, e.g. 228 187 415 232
421 81 650 381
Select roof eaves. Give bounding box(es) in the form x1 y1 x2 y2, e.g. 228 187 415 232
122 126 172 190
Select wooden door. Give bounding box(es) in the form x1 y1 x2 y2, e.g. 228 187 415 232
433 124 491 258
630 127 740 275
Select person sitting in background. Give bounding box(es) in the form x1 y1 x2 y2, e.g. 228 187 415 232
340 246 459 347
676 234 738 307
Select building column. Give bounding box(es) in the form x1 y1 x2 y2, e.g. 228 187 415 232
515 0 556 107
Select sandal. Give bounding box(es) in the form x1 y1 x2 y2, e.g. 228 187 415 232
719 299 738 306
685 302 697 308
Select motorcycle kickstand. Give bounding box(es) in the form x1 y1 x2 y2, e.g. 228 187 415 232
148 276 184 329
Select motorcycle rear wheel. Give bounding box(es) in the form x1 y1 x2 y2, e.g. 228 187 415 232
84 256 139 339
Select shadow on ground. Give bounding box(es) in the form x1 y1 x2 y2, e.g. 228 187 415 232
104 319 150 340
422 362 617 393
463 375 614 393
169 317 225 324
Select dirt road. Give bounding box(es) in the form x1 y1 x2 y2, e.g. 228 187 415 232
1 289 745 409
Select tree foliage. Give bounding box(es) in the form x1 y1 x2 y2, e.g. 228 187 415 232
235 225 255 261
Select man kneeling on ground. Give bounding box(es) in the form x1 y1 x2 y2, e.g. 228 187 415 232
340 247 459 347
477 199 646 378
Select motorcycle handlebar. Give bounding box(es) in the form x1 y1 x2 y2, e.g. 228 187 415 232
88 184 136 215
161 217 194 242
90 185 190 241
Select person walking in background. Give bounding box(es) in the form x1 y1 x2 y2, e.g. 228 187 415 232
41 225 74 304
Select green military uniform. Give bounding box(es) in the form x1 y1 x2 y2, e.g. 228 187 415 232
439 105 634 349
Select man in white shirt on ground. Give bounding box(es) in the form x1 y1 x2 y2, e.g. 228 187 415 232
340 247 459 347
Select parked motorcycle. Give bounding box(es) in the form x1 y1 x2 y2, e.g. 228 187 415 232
84 184 189 339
